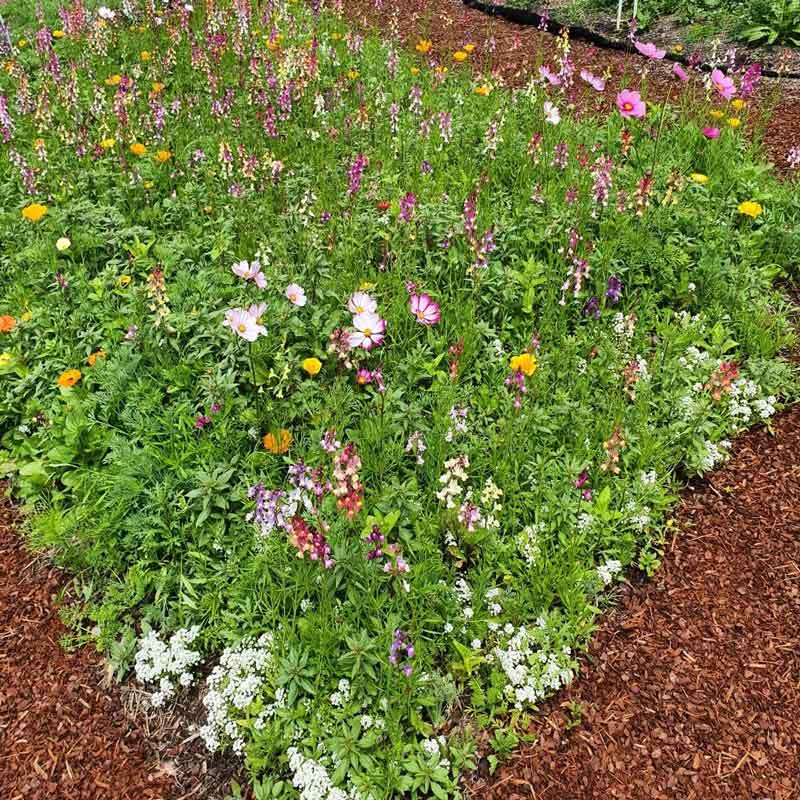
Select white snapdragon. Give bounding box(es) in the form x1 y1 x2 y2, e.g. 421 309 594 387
134 626 202 707
517 523 543 567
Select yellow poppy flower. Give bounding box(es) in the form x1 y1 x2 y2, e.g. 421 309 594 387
410 67 420 75
347 69 359 80
474 85 491 96
52 30 65 39
22 203 48 222
453 51 468 62
690 173 709 184
709 110 724 120
415 40 432 54
105 74 122 86
738 201 763 218
727 117 741 128
140 51 151 61
731 98 745 111
100 137 116 149
151 81 165 93
510 353 538 376
154 150 172 162
303 357 322 376
464 43 476 53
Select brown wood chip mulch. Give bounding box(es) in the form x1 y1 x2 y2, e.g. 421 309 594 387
342 0 800 175
0 497 175 800
469 404 800 800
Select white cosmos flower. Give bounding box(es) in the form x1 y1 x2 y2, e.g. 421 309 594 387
285 283 307 306
347 291 377 314
223 306 266 342
543 101 560 125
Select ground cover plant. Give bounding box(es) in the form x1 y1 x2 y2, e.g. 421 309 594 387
1 1 799 797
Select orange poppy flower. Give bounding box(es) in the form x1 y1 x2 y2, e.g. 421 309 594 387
87 350 107 366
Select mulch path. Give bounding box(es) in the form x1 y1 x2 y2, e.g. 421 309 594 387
469 404 800 799
342 0 800 174
0 496 175 800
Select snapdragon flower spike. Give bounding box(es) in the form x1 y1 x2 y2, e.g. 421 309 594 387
365 524 385 560
347 153 368 196
606 276 623 303
389 629 414 676
332 443 364 519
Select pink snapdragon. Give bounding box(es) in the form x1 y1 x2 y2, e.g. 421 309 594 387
616 90 646 118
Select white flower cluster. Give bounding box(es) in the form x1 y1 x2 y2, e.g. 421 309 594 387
699 439 731 472
490 620 575 710
330 678 351 708
639 469 657 486
596 558 622 586
200 633 274 754
517 522 543 567
729 378 776 425
677 345 711 370
612 312 637 341
287 748 368 800
444 405 469 442
134 626 202 707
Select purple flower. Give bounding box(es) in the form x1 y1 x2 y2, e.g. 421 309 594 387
606 276 623 304
195 415 212 429
399 192 416 222
347 153 368 196
582 296 601 319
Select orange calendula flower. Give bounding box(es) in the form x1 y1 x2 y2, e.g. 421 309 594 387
130 142 146 156
0 315 16 333
58 369 81 388
105 74 122 86
87 350 107 366
140 50 151 61
453 51 468 62
415 39 432 54
151 81 165 94
22 203 48 222
510 352 538 376
263 429 292 454
155 150 172 162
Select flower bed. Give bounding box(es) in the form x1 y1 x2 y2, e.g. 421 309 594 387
0 1 798 797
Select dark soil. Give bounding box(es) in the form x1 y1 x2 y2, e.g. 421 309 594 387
468 404 800 799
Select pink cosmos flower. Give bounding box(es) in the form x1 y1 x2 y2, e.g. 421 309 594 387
635 41 666 60
539 65 561 86
285 283 307 306
579 69 606 91
348 291 377 314
409 293 441 326
711 68 736 100
231 259 266 289
703 127 721 139
672 63 689 82
616 89 646 118
223 306 266 342
543 100 560 125
349 311 386 350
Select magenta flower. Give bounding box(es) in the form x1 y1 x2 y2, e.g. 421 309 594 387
711 68 736 100
349 311 386 350
616 90 646 118
409 293 441 326
539 65 561 86
634 41 666 60
579 69 605 91
672 63 689 82
703 127 721 139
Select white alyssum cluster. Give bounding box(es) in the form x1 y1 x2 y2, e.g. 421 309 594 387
200 633 274 754
287 748 369 800
330 678 351 708
596 558 622 586
728 378 776 425
134 626 202 707
490 619 575 710
700 439 731 472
